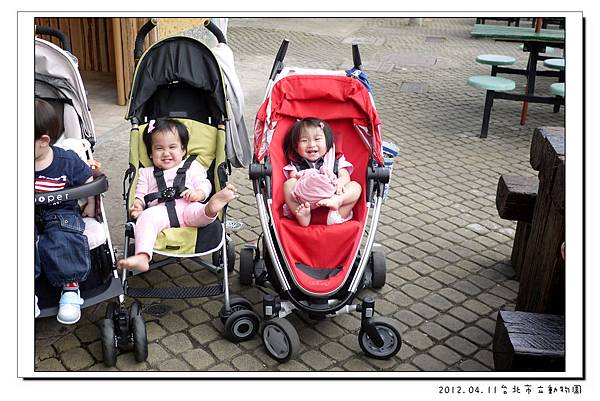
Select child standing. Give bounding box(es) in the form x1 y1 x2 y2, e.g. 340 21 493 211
282 118 362 226
118 118 237 272
34 98 95 324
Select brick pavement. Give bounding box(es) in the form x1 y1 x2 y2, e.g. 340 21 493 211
34 17 565 373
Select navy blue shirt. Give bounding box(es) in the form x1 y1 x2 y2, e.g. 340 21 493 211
34 146 92 211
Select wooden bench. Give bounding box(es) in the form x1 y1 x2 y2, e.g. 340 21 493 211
496 175 538 278
493 310 565 371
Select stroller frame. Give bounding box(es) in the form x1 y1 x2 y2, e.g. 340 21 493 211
243 40 402 362
105 19 260 366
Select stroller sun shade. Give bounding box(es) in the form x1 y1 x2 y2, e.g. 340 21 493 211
126 37 227 123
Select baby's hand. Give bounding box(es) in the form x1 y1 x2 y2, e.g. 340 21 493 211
130 199 144 219
181 189 206 202
81 200 95 217
87 159 102 177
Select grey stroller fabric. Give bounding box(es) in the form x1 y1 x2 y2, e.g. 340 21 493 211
211 43 252 168
35 39 95 144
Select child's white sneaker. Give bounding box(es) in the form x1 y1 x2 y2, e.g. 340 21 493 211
35 295 40 318
57 290 84 325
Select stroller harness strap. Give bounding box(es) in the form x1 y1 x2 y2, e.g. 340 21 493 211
295 262 343 280
143 155 198 228
291 157 339 176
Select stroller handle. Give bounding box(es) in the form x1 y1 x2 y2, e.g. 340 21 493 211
34 174 108 206
352 44 362 69
204 19 227 44
134 18 158 62
35 26 72 53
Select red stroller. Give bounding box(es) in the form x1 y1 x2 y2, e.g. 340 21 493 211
242 41 402 362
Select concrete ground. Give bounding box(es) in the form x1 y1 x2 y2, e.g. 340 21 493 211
34 17 565 373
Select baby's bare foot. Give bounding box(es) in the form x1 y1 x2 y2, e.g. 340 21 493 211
206 184 238 217
118 254 150 272
295 202 311 227
317 195 343 210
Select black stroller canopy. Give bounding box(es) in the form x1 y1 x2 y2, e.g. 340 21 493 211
126 37 227 123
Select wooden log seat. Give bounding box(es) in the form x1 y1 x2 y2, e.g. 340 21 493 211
493 310 565 372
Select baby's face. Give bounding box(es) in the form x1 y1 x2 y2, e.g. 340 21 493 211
296 126 327 162
150 128 186 170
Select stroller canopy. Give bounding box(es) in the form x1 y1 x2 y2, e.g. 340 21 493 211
35 38 95 143
126 37 227 123
255 74 384 165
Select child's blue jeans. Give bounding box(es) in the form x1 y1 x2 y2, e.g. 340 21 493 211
35 208 90 288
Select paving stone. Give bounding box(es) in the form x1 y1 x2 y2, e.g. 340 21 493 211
409 261 435 275
474 349 495 369
422 293 454 311
443 265 471 279
181 307 211 325
231 354 266 371
161 333 194 354
394 310 424 327
463 299 493 315
429 344 462 365
343 358 377 371
298 326 326 347
459 358 490 371
460 326 493 347
145 321 168 342
412 354 447 371
208 339 243 361
402 330 434 350
332 313 362 331
489 284 518 300
451 280 482 296
414 276 443 290
475 317 497 335
435 314 467 332
61 347 95 371
277 360 310 371
314 320 346 339
158 358 191 371
401 283 429 299
35 343 56 363
420 321 451 341
53 334 81 353
410 302 439 320
468 274 497 289
189 323 220 345
36 358 66 371
430 270 458 285
300 350 334 370
159 313 189 333
75 324 100 343
438 287 467 303
446 336 479 356
320 342 354 361
146 343 172 366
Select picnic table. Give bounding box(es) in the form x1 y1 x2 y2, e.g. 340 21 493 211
470 24 565 123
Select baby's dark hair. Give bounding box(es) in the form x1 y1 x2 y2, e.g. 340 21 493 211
142 118 190 158
282 117 334 161
35 98 60 144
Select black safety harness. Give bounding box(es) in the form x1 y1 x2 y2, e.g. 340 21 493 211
143 154 197 228
291 156 339 176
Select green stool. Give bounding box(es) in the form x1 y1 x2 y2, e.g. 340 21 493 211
550 82 565 97
476 54 516 76
468 76 516 138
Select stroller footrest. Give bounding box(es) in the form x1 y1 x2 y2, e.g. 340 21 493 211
127 285 223 299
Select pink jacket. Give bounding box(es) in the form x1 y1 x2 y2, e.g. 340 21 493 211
135 161 212 207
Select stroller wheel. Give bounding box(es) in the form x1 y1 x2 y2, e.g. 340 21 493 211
212 238 236 274
100 318 118 367
239 247 254 285
358 317 402 360
218 295 254 325
224 309 260 342
262 319 299 363
129 301 148 362
370 251 386 289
